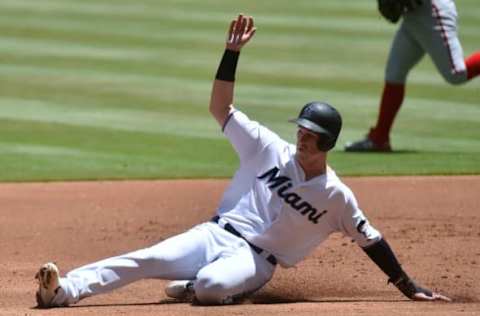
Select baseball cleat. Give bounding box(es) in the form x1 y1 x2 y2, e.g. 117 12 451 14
164 280 195 301
344 137 391 152
35 262 62 308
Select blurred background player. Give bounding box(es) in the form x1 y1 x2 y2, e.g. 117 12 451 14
345 0 480 152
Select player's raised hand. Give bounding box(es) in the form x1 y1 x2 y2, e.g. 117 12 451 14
226 14 256 52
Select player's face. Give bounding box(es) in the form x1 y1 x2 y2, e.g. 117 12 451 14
296 126 321 157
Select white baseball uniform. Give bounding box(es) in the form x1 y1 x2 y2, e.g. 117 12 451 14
386 0 468 84
52 108 381 305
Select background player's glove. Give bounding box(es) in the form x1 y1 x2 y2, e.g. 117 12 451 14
377 0 423 23
391 272 451 302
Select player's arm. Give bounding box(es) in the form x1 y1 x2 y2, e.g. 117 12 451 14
340 195 450 302
209 14 256 128
362 238 451 302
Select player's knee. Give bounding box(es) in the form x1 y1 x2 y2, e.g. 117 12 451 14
442 71 468 85
194 275 233 305
385 71 408 84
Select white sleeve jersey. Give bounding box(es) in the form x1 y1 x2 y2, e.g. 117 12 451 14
217 109 382 267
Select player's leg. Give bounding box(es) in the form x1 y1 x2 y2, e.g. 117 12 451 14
345 24 424 152
417 0 479 84
41 223 216 307
192 241 276 305
164 222 276 305
370 24 426 148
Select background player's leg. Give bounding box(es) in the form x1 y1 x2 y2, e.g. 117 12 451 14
414 0 477 84
192 242 276 305
53 223 216 306
370 25 425 147
367 82 405 148
345 24 424 152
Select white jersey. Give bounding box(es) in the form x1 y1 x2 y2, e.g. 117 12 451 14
217 109 381 267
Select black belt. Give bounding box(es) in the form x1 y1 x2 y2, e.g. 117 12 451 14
211 216 277 266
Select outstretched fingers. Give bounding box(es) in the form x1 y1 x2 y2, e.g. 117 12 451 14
413 291 452 302
226 14 256 50
244 16 256 43
227 14 243 46
227 19 235 43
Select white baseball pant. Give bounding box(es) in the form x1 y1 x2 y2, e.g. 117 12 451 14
51 221 276 305
386 0 468 84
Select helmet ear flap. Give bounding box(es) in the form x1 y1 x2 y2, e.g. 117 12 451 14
316 133 335 151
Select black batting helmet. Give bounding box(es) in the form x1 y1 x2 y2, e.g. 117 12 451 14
289 101 342 151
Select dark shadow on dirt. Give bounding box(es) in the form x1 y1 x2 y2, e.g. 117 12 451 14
31 299 188 310
249 292 405 304
30 293 478 310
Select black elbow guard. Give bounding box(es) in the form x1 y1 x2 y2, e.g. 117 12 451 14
362 238 431 299
362 238 404 283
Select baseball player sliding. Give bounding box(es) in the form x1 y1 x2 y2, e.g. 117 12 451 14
36 14 450 307
345 0 480 152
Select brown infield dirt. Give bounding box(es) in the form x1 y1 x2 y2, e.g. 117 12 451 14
1 176 479 316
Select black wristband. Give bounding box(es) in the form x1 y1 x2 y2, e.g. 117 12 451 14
392 271 432 299
215 49 240 82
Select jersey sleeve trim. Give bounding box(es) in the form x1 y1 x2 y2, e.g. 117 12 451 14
222 110 237 132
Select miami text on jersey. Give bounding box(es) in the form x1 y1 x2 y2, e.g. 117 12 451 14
257 167 328 224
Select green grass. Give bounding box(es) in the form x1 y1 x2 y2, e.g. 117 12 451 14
0 0 479 181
